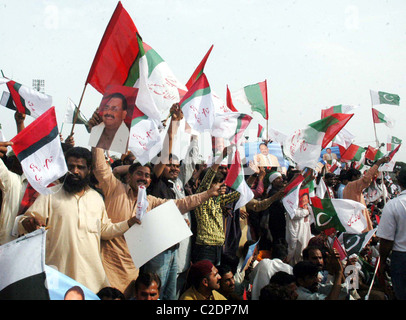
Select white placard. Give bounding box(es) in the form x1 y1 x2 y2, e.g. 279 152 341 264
124 200 192 269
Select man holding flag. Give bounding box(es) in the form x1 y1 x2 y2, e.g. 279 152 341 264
343 156 390 232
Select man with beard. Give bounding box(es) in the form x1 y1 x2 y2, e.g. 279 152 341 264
88 92 130 154
18 147 141 293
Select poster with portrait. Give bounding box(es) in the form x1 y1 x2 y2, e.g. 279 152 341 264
88 85 137 154
317 146 342 173
244 141 288 172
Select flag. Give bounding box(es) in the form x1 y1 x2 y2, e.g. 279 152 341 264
283 114 352 169
63 98 90 132
387 135 402 152
179 73 215 132
85 1 140 94
340 144 365 162
331 127 355 155
365 145 384 162
85 2 184 119
128 107 163 165
225 148 253 211
321 104 357 119
129 38 187 117
282 174 305 219
0 228 49 300
370 90 400 106
343 229 377 256
10 107 68 194
310 197 367 234
332 237 347 261
268 127 288 145
387 143 401 161
211 112 252 145
372 108 395 128
231 80 269 119
257 124 265 139
185 45 214 89
226 85 238 112
1 77 53 118
0 91 16 111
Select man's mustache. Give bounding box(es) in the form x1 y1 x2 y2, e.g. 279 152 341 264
137 179 147 185
103 114 115 119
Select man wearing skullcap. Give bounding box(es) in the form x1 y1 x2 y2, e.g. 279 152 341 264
179 260 227 300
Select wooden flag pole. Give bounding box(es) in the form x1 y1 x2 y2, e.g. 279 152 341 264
70 83 88 137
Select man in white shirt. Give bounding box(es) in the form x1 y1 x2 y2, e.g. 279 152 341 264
250 243 293 300
18 147 141 293
377 168 406 300
0 142 28 245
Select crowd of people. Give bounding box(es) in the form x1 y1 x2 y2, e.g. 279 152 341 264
0 107 405 301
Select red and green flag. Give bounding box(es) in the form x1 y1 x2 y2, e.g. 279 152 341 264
372 108 394 128
387 135 402 152
85 2 140 94
231 80 269 119
310 197 367 234
179 73 215 132
283 114 353 169
225 148 253 210
211 112 252 145
85 2 186 120
257 124 265 139
185 45 214 90
1 77 53 118
321 104 356 119
365 145 384 162
340 144 365 162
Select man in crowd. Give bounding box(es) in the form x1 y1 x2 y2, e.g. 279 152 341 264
18 147 142 293
179 260 227 300
377 167 406 300
343 156 390 232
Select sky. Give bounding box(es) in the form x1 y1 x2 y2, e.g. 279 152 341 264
1 0 406 162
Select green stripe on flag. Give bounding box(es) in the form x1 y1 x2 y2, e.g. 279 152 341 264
180 87 211 107
311 198 346 232
131 114 148 127
124 34 145 87
243 84 267 118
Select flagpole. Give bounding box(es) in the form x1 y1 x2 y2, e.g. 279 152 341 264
70 83 88 137
370 92 380 148
365 256 380 300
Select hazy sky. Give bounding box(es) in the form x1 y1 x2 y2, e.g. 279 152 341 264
1 0 405 161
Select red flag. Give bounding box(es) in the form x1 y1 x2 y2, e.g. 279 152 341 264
333 237 347 261
321 113 353 149
185 45 214 89
283 174 304 196
85 2 140 94
388 144 401 161
226 85 238 112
